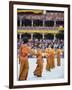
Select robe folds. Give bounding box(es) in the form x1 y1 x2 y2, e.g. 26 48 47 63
50 49 55 69
34 49 43 77
45 48 51 71
57 49 61 66
19 44 31 80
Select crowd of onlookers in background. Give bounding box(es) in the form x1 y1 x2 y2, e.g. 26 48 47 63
18 39 64 50
17 38 64 58
17 39 64 57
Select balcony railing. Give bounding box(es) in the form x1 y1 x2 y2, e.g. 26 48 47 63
17 26 58 30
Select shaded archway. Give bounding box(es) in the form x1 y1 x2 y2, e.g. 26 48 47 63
21 33 31 40
33 33 42 40
44 33 54 40
22 18 32 26
56 32 64 40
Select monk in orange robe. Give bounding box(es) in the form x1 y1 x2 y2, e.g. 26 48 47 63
50 46 55 69
45 48 51 71
19 38 31 80
57 47 61 66
34 48 43 77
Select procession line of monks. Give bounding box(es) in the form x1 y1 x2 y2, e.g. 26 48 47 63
19 43 61 80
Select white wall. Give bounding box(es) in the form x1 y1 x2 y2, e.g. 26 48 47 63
0 0 72 90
